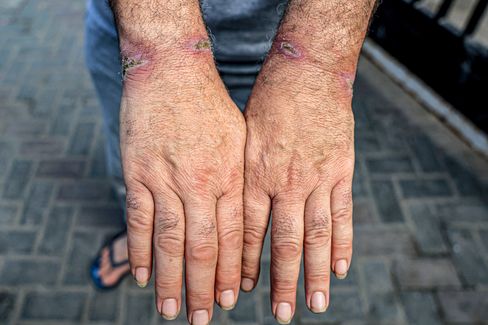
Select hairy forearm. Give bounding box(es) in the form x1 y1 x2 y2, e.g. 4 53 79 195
109 0 215 83
255 0 377 100
277 0 376 69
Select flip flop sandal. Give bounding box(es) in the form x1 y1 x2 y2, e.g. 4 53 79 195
90 229 130 290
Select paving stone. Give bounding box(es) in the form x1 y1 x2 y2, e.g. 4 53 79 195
57 181 112 201
352 200 376 224
89 139 107 177
124 294 154 325
21 290 87 321
2 160 32 199
355 133 381 152
370 180 405 222
447 228 488 285
401 292 441 325
438 291 488 323
399 178 453 198
76 205 124 228
407 135 444 172
228 290 258 323
407 203 448 255
437 202 488 223
480 229 488 252
366 292 404 322
365 156 415 174
36 159 86 178
0 259 59 285
19 139 64 155
354 228 415 256
0 230 36 254
444 156 486 197
5 120 46 137
0 142 15 178
0 204 18 225
361 260 393 293
63 231 100 285
0 291 15 323
68 122 95 155
38 206 74 256
88 290 119 322
393 258 461 289
20 181 54 225
352 175 369 198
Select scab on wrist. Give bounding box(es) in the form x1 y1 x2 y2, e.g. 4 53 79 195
121 55 147 80
274 38 303 59
186 37 213 54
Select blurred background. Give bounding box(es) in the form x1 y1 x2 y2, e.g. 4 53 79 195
0 0 487 324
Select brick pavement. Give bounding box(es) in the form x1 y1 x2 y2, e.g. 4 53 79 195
1 0 488 324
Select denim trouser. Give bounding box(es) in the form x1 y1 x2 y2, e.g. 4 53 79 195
84 5 257 216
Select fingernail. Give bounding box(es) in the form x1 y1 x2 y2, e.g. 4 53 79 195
275 302 292 324
135 267 149 287
191 309 209 325
241 278 254 291
220 290 235 310
334 259 348 279
310 292 326 313
162 299 178 320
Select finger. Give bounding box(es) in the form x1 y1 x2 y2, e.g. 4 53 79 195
125 179 155 287
215 193 243 310
270 193 304 325
241 185 271 291
330 175 354 279
153 190 185 320
304 186 331 313
184 198 218 325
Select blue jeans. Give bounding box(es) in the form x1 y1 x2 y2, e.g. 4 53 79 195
84 0 257 215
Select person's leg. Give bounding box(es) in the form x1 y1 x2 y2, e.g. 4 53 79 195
85 0 129 287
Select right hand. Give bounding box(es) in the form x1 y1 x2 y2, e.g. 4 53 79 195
120 43 246 324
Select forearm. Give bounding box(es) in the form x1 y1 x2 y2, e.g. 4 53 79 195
109 0 215 83
256 0 377 99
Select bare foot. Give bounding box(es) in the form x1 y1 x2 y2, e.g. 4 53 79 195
97 234 130 287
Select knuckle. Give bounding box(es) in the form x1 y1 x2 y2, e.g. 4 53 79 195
219 226 243 251
271 279 297 295
128 246 151 262
306 271 329 285
332 237 353 250
127 209 152 231
244 224 265 246
272 214 299 240
305 211 331 247
155 232 184 257
186 291 213 305
188 242 218 264
155 282 180 295
197 215 216 239
216 269 240 287
272 240 302 262
157 209 180 233
332 207 352 224
126 191 143 211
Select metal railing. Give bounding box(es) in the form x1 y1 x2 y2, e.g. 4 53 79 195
369 0 488 133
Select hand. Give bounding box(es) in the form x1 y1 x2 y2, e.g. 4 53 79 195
241 59 355 323
120 47 246 324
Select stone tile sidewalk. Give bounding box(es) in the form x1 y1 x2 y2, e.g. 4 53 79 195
1 0 487 324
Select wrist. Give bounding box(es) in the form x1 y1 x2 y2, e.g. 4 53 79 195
120 34 220 91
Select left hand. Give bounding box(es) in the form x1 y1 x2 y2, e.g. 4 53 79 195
241 59 355 323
